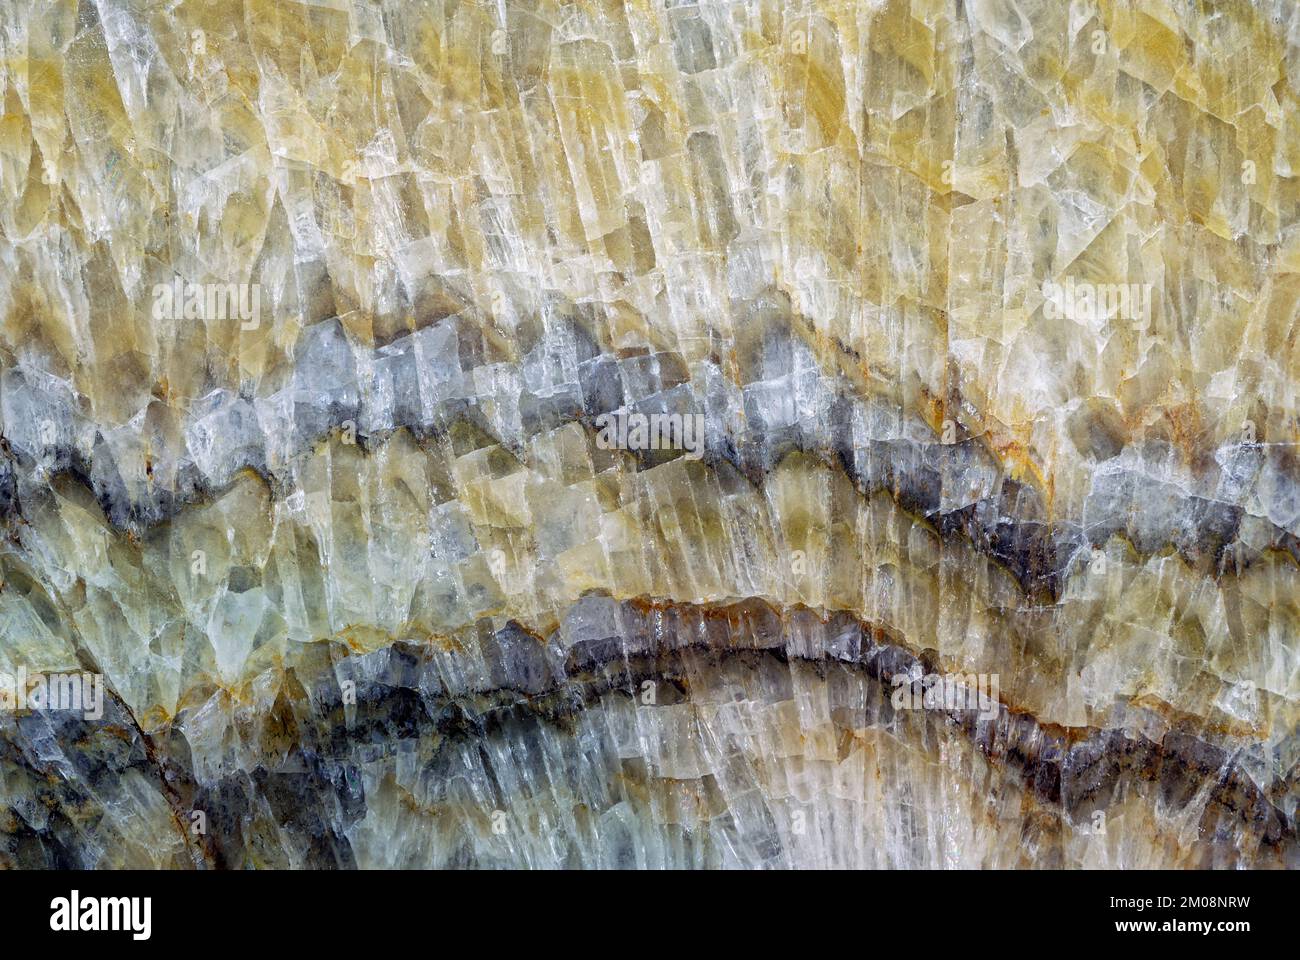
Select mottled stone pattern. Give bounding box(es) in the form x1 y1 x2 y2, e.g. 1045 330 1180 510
0 0 1296 868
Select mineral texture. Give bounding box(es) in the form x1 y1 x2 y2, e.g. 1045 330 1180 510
0 0 1297 869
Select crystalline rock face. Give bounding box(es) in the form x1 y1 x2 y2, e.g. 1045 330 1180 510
0 0 1296 869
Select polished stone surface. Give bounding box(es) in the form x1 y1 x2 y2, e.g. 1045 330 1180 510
0 0 1297 868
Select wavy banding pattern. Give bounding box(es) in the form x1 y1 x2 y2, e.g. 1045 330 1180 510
0 0 1298 869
